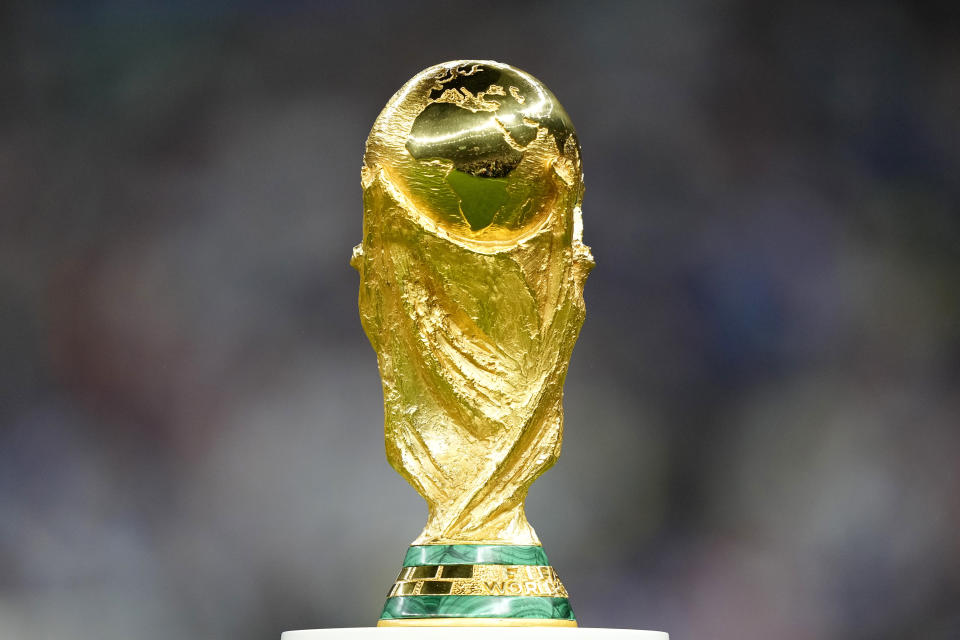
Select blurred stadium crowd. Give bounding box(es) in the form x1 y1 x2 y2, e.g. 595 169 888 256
1 1 958 639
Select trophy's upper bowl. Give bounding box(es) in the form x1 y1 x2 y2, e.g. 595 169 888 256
364 60 580 244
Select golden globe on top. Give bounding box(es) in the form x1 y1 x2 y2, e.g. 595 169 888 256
352 60 593 627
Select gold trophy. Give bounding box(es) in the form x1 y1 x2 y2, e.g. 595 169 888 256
352 60 593 627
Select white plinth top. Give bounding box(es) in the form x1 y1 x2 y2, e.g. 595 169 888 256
283 629 667 640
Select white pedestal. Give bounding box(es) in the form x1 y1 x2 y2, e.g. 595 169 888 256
283 630 667 639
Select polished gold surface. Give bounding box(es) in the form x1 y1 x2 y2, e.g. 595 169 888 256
388 564 569 598
377 618 578 628
354 60 592 546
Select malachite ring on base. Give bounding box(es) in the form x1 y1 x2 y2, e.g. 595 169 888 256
378 546 575 627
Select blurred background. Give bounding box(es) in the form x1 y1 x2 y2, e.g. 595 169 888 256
2 1 959 638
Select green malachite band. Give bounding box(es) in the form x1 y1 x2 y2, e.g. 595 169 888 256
385 546 575 622
403 545 549 567
380 596 574 620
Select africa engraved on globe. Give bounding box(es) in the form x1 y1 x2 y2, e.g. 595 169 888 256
376 61 579 237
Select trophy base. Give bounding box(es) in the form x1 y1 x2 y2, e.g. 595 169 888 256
284 629 668 639
380 545 575 626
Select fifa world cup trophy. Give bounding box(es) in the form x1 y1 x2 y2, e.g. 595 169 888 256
352 60 593 627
